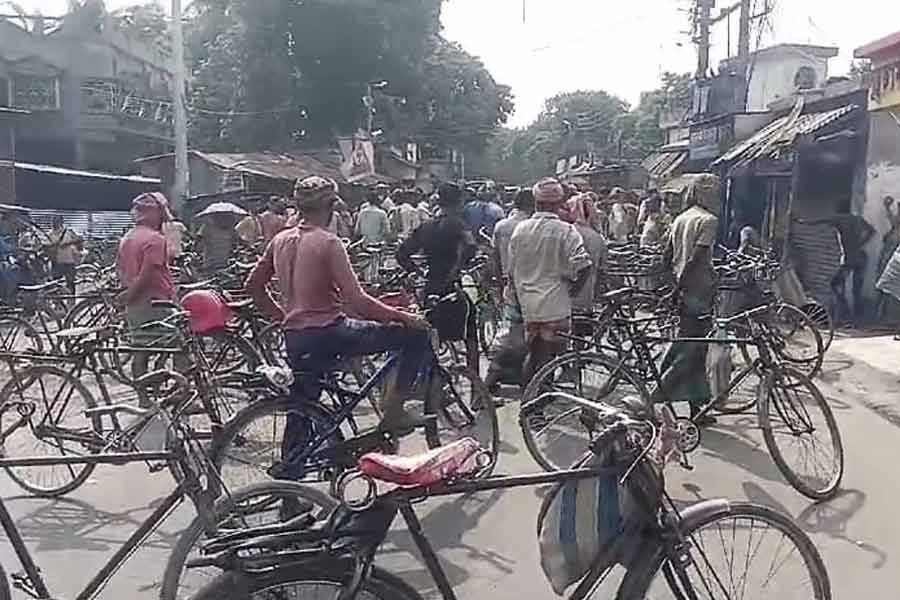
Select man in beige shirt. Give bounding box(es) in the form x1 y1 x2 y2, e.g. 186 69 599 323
47 215 82 296
508 178 591 385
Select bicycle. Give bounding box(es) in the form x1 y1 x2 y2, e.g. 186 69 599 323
187 397 832 600
0 367 336 600
0 306 257 497
519 303 843 500
209 291 499 492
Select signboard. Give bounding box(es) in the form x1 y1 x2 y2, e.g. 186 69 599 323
689 118 734 161
338 137 375 183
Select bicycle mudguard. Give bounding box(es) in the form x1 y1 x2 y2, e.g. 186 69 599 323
665 499 731 532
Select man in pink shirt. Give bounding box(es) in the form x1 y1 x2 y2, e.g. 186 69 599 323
117 192 178 389
246 175 429 437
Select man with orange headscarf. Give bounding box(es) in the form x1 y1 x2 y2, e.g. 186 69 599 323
508 178 591 387
117 192 178 386
567 193 607 315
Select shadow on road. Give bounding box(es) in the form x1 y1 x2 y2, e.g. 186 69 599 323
698 420 786 485
381 488 513 592
9 495 179 553
742 483 887 569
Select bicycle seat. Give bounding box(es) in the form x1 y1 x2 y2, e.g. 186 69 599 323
150 299 181 311
179 280 214 292
600 287 636 303
19 280 64 293
55 326 111 341
358 437 483 486
226 297 254 311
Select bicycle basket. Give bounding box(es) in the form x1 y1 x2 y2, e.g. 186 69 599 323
536 446 660 596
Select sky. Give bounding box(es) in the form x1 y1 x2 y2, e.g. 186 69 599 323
13 0 900 127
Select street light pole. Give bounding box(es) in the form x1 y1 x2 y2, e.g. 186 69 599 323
171 0 189 210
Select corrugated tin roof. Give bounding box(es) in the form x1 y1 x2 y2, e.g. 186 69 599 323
642 149 687 179
28 209 134 239
713 104 858 168
14 162 160 184
136 150 396 185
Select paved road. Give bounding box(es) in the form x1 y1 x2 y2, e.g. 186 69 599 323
0 335 897 599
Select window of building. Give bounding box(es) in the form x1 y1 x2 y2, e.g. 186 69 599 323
0 77 9 107
794 66 817 90
12 74 60 110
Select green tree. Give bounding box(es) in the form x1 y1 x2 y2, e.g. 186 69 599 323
472 72 693 183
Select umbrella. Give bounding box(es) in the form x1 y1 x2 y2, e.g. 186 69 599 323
195 202 249 218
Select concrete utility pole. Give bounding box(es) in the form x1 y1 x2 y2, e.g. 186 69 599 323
736 0 752 109
696 0 713 78
171 0 189 209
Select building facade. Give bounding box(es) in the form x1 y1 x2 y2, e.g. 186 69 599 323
0 4 173 174
743 44 839 112
855 32 900 300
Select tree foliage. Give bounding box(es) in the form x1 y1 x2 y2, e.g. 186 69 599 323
184 0 511 154
471 72 693 183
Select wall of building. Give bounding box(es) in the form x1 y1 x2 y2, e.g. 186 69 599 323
747 51 830 112
862 108 900 297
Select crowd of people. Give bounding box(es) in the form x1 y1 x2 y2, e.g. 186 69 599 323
111 174 695 433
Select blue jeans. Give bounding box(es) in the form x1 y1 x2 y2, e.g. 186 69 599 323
281 318 432 461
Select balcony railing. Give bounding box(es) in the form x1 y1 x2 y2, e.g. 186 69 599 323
80 79 173 139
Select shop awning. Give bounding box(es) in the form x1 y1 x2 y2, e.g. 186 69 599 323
712 104 858 169
642 142 689 180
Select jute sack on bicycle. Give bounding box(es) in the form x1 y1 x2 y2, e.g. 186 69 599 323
536 444 660 596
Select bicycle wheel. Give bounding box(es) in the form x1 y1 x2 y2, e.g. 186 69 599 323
478 299 500 356
617 502 831 599
199 330 262 376
187 561 422 600
209 396 345 490
424 366 499 476
62 296 119 330
758 366 843 500
0 315 43 354
160 480 339 600
0 365 101 497
741 303 823 378
519 352 649 472
801 301 834 353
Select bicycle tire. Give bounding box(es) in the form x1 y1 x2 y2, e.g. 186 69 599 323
519 352 649 472
0 365 101 497
0 563 10 600
160 480 339 600
0 314 44 355
758 366 843 500
186 560 423 600
423 366 499 476
739 303 824 379
209 396 345 490
801 300 834 353
478 300 500 357
616 502 831 599
199 330 262 377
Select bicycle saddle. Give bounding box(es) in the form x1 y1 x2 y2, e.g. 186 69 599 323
19 279 64 293
358 437 483 486
600 287 636 303
179 280 214 292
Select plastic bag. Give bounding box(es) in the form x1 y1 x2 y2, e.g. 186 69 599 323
537 451 644 596
706 324 733 401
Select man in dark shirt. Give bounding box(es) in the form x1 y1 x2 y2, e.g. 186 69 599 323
796 213 875 324
398 182 480 373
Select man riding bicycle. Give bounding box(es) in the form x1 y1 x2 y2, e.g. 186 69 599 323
246 176 430 435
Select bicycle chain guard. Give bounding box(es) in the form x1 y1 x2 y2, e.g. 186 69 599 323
674 417 701 453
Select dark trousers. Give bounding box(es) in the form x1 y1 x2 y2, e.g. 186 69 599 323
282 318 432 457
51 263 76 296
831 259 866 324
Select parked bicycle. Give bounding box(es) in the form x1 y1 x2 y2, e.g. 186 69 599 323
187 397 832 600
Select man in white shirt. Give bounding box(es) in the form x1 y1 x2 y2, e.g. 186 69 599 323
355 197 390 245
162 214 189 259
396 192 422 239
484 188 534 392
508 178 591 384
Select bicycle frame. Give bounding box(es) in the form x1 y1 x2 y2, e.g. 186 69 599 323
0 475 194 600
